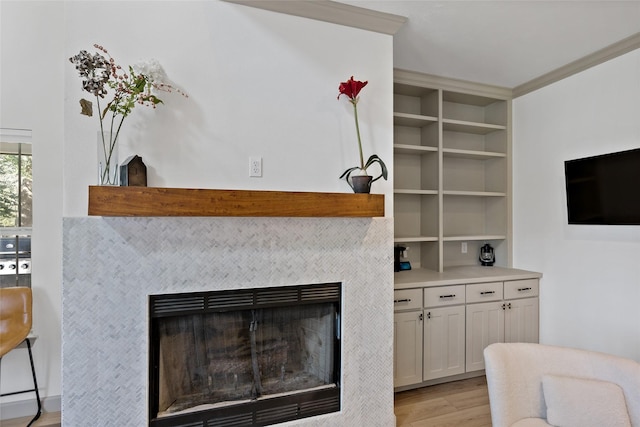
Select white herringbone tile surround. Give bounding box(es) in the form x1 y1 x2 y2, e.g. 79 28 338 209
62 216 395 426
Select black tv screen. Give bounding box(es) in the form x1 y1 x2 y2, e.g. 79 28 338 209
565 148 640 225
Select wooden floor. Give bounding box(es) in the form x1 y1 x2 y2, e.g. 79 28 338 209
0 411 60 427
1 377 489 427
394 376 492 427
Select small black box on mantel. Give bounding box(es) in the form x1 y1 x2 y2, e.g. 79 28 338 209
120 155 147 187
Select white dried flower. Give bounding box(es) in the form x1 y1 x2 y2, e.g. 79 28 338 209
133 58 167 85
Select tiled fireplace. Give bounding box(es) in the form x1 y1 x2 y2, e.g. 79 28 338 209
62 216 394 426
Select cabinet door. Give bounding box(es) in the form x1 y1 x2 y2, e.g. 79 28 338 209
505 297 539 344
423 305 465 380
394 311 423 388
466 301 504 372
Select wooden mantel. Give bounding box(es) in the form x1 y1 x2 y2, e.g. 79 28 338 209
88 186 385 217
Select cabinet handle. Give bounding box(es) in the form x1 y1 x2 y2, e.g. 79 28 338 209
502 303 506 310
480 291 495 295
518 287 532 292
439 294 456 299
394 298 411 303
419 313 423 321
426 312 431 319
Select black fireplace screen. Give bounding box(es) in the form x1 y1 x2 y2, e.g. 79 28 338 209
149 283 341 427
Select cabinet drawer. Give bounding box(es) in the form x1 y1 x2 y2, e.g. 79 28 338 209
466 282 503 303
504 279 539 300
394 289 422 311
424 285 465 307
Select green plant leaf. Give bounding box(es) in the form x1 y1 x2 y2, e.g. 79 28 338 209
364 155 388 182
339 166 361 180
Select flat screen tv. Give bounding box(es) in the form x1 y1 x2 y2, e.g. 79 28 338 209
565 148 640 225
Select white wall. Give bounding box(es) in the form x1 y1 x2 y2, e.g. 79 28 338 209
63 1 394 217
513 49 640 361
0 0 64 415
1 0 393 416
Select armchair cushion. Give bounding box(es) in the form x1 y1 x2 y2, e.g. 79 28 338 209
542 375 631 427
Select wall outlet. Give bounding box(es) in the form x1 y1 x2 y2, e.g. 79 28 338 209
461 242 467 254
250 157 262 177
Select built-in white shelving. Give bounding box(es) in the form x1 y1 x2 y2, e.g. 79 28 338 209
393 70 512 273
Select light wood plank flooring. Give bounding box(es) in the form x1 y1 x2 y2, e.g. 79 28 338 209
395 376 492 427
1 377 490 427
0 411 60 427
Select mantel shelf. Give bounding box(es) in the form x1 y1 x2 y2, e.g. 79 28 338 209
88 186 385 217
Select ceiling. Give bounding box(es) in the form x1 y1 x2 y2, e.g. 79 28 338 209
340 1 640 90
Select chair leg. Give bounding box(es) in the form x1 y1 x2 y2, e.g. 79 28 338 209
0 340 42 425
25 339 42 427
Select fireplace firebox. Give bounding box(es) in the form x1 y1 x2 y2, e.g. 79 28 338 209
149 282 342 427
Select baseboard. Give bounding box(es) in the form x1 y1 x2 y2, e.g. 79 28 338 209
0 394 61 421
394 370 485 393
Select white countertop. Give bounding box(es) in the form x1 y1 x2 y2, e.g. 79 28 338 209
394 265 542 289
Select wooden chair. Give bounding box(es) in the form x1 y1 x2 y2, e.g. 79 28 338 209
0 287 41 426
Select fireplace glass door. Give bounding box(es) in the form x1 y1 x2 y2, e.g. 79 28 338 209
149 283 341 427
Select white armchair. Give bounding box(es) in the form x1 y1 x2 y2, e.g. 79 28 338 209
484 342 640 427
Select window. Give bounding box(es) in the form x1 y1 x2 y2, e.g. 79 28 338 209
1 132 32 227
1 129 32 288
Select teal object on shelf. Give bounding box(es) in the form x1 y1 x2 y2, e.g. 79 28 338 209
399 261 411 271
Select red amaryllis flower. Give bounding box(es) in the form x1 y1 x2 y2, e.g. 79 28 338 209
337 76 368 101
337 75 388 192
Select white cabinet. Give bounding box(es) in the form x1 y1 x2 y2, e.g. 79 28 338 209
466 301 505 372
394 311 423 387
423 285 466 380
465 282 504 371
423 304 465 380
394 289 423 387
394 70 512 273
466 279 540 372
504 297 539 343
504 279 539 343
393 271 541 390
424 285 465 307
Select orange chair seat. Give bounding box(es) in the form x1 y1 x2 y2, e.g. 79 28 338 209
0 287 32 358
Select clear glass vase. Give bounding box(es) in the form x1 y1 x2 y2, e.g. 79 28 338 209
97 131 119 185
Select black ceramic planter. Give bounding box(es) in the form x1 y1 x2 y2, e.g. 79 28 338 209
350 175 373 193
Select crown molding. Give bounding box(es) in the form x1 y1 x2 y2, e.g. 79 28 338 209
394 69 513 100
514 31 640 98
224 0 407 35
